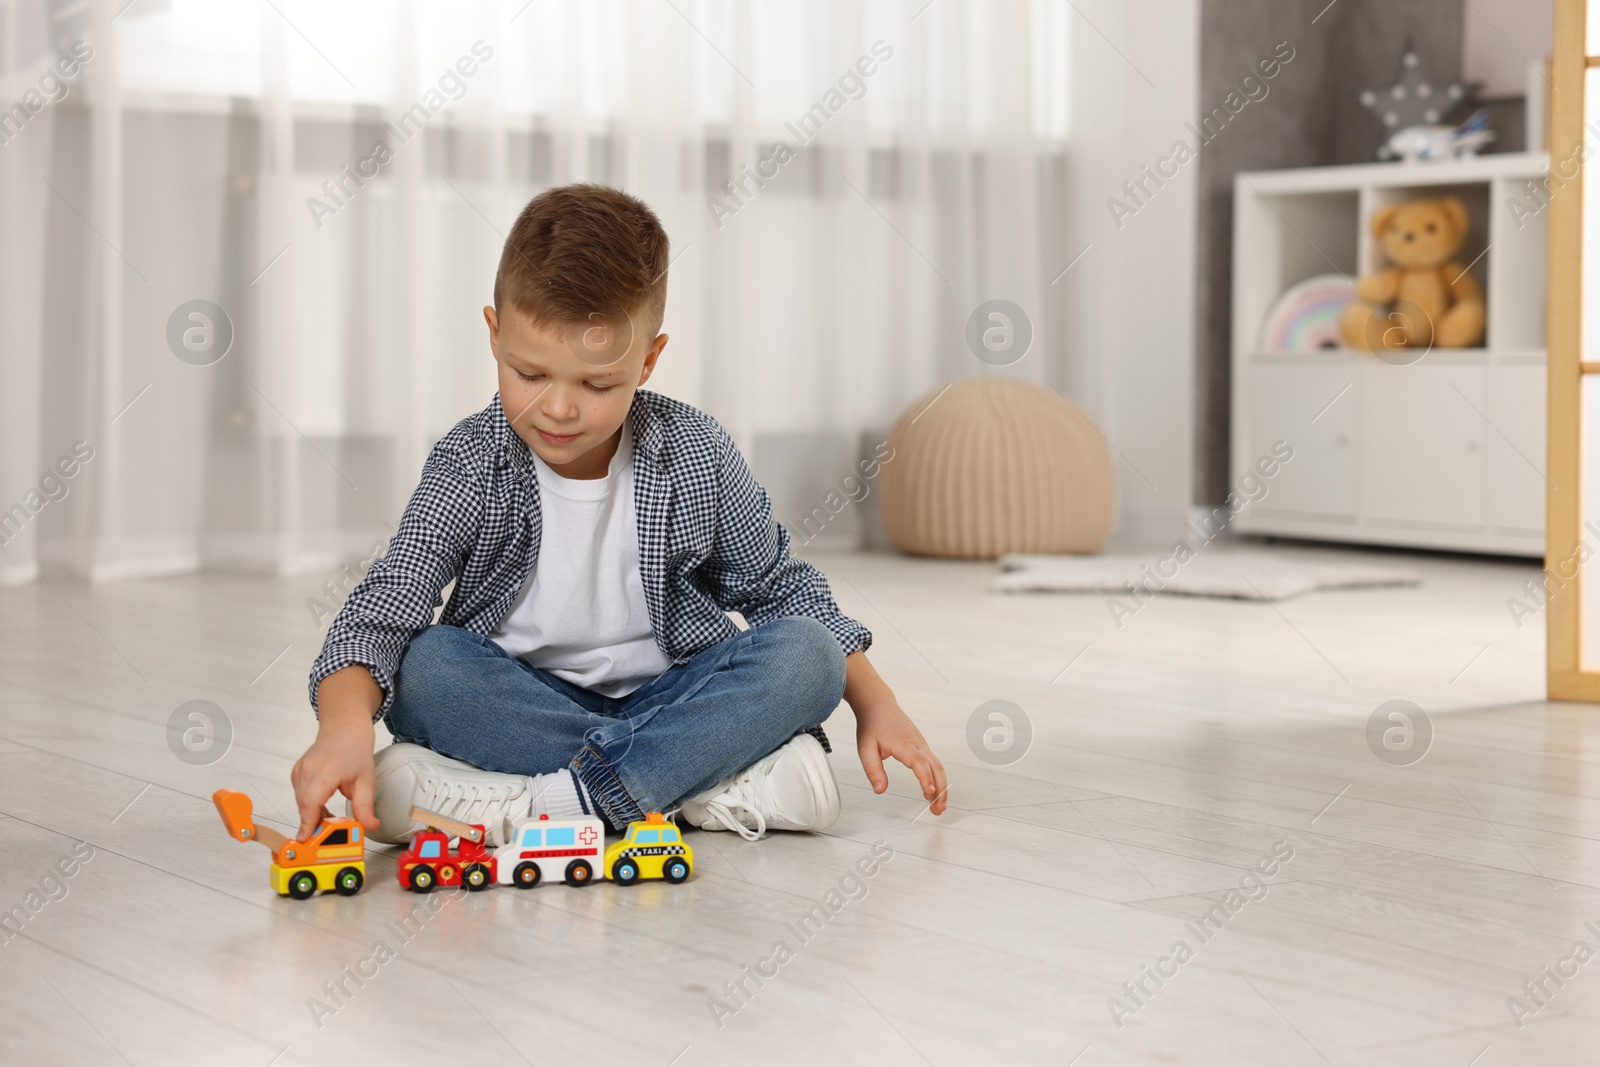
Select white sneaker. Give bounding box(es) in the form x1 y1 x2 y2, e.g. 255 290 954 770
353 743 534 846
677 733 840 841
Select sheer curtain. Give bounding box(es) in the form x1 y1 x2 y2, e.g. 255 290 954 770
0 0 1083 584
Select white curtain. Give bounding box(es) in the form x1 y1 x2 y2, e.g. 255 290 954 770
0 0 1085 584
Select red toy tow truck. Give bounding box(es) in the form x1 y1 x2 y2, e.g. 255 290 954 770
396 805 497 893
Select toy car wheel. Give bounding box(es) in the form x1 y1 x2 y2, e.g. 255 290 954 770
663 857 690 884
463 863 491 891
287 871 318 900
612 857 640 886
409 865 437 893
512 861 541 888
564 860 593 886
335 867 364 896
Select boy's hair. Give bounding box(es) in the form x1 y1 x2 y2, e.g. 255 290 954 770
494 183 670 339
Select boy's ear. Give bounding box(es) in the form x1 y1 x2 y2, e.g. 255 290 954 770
637 332 669 386
483 305 499 356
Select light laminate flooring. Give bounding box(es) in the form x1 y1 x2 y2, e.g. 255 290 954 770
0 540 1592 1066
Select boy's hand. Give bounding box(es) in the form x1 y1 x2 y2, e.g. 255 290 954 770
855 701 948 814
290 725 379 841
843 650 948 815
291 666 385 841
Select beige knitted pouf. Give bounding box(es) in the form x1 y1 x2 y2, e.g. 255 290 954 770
880 378 1114 558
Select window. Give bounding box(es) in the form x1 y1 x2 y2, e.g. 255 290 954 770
634 830 660 844
520 828 542 848
662 828 681 842
319 829 348 846
111 2 1074 138
352 828 361 843
546 827 575 846
419 840 441 858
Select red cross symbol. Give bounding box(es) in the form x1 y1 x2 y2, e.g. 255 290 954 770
579 826 598 846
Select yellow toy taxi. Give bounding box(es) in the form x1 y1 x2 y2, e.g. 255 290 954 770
603 812 693 885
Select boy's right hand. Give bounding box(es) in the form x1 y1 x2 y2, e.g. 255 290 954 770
290 724 380 841
291 666 386 841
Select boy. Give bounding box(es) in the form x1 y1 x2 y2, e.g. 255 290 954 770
291 184 947 848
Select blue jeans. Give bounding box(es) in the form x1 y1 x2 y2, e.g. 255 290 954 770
383 616 847 828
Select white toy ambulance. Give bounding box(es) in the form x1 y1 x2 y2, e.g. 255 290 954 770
494 813 607 888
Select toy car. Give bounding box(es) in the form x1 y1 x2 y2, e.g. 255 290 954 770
396 806 496 892
494 813 606 888
213 788 366 899
603 812 694 885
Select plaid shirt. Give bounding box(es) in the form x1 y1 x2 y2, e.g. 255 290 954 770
308 388 872 720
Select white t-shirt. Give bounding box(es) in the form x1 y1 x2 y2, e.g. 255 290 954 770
488 416 673 697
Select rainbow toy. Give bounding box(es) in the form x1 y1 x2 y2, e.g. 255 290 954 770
1259 274 1357 353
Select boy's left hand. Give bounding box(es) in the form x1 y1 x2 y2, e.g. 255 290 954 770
842 648 948 814
854 699 948 816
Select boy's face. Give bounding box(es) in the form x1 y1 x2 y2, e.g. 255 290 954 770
484 302 668 479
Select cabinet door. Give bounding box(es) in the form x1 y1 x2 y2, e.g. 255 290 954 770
1358 363 1488 529
1245 362 1356 518
1487 361 1546 534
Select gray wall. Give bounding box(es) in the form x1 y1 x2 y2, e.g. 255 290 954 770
1193 0 1470 505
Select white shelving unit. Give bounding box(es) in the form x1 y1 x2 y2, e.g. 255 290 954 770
1230 152 1550 558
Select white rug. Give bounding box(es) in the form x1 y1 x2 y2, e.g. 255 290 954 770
993 549 1422 601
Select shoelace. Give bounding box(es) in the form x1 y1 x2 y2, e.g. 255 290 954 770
696 773 775 842
419 774 523 842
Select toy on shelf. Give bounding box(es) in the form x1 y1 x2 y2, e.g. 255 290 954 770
1357 43 1479 161
604 812 694 885
397 805 497 893
495 813 607 888
1381 109 1495 163
1338 196 1486 351
213 788 366 899
1259 274 1356 353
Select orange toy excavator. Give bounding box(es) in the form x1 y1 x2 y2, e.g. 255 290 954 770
213 789 367 899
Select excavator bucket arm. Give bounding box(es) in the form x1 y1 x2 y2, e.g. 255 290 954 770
213 789 289 851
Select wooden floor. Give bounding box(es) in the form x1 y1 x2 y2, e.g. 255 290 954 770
2 539 1595 1066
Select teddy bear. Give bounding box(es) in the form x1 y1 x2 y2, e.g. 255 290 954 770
1338 196 1485 351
